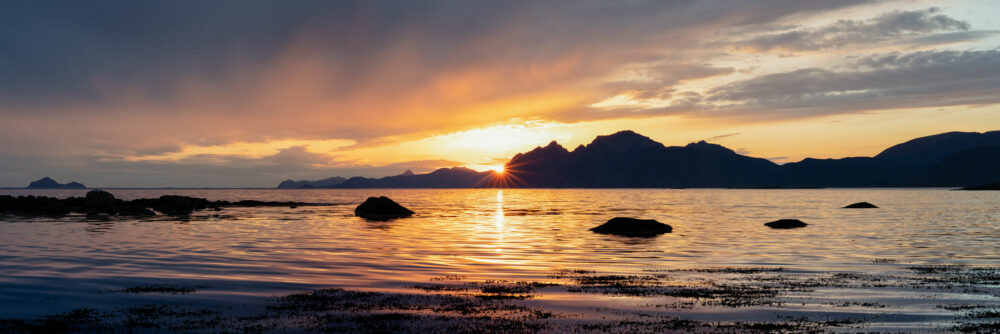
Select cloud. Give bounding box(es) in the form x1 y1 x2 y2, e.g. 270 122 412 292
0 0 876 129
703 49 1000 117
28 155 458 189
21 0 999 187
602 63 735 99
706 132 741 141
733 8 989 52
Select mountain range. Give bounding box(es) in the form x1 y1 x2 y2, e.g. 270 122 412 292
277 177 348 189
278 130 1000 188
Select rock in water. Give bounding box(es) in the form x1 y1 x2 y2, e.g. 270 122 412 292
151 195 210 216
959 182 1000 190
765 219 808 229
354 196 414 220
844 202 878 208
590 217 673 237
85 190 118 213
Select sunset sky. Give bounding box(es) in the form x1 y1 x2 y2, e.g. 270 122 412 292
2 0 998 187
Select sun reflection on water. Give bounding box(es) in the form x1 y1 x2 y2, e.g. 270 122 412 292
494 190 504 245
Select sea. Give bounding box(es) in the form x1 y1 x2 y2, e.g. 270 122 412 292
1 188 998 332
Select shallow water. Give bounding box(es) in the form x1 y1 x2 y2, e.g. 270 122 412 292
1 188 999 331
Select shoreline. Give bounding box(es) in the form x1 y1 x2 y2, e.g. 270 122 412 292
3 263 998 333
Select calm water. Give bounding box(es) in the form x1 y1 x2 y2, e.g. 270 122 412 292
1 188 999 330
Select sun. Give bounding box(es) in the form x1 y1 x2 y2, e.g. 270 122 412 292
488 165 506 173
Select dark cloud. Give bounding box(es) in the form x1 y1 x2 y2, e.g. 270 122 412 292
734 8 988 52
603 63 734 99
0 1 340 106
706 132 741 141
0 0 873 110
704 49 1000 116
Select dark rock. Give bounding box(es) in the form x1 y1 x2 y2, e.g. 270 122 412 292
590 217 673 237
959 182 1000 190
148 195 210 216
0 193 331 218
117 206 157 216
355 196 414 220
765 219 808 229
44 201 72 216
844 202 878 208
84 190 118 213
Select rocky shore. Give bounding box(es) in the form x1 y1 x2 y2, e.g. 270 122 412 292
0 190 329 217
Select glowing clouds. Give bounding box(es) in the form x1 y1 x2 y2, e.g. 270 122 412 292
123 139 356 163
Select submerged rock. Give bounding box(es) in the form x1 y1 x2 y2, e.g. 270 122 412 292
765 219 808 229
117 206 157 216
354 196 414 220
844 202 878 208
958 182 1000 190
590 217 673 237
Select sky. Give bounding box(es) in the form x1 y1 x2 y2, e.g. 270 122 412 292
1 0 998 188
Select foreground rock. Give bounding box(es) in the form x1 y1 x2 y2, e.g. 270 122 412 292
765 219 808 229
84 190 118 213
958 182 1000 190
843 202 878 208
354 196 414 220
590 217 673 237
0 192 327 217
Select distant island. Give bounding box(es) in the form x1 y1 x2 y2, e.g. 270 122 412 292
26 177 86 189
277 177 348 189
280 130 1000 189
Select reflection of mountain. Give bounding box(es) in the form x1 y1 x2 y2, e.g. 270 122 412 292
278 130 1000 188
26 177 86 189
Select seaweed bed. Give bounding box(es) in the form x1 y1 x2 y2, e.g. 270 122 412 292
3 264 1000 333
116 284 207 294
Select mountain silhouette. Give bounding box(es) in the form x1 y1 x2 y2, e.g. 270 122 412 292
26 177 86 189
502 131 779 188
277 177 347 189
277 130 1000 188
336 167 494 188
875 131 1000 167
780 131 1000 187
